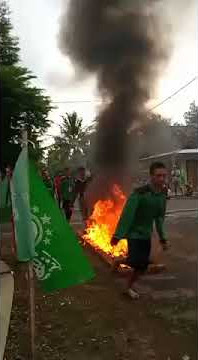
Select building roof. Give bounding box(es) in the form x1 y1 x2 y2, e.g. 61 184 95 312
140 149 198 161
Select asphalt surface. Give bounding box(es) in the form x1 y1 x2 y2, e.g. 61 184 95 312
167 197 197 211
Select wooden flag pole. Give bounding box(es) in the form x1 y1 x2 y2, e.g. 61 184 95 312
28 262 36 360
22 130 36 360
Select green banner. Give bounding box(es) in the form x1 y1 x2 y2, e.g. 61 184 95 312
29 160 95 292
11 148 94 291
10 148 35 261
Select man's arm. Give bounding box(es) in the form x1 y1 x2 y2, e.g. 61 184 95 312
111 192 139 245
155 216 166 243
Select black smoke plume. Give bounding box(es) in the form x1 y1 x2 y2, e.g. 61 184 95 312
59 0 170 204
59 1 170 168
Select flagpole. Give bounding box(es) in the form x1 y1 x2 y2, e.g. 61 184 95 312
22 129 36 360
28 262 36 360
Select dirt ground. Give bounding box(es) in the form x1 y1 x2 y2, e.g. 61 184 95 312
1 215 197 360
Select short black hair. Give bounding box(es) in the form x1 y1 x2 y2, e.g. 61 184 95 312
149 162 166 175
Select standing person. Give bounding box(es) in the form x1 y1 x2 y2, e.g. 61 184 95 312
75 167 88 221
111 162 170 300
54 174 65 207
60 168 76 221
41 169 53 196
171 165 181 196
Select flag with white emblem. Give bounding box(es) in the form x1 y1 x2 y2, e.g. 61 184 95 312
10 148 35 260
11 149 95 292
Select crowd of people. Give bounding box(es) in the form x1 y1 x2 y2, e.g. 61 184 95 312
41 167 91 222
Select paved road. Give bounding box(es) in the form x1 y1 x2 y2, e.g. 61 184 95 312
167 198 197 211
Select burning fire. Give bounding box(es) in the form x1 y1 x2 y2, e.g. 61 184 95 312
83 185 128 258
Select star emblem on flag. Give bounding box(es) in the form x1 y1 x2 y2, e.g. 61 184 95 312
46 229 52 236
41 214 51 225
31 205 53 247
32 206 39 214
44 238 51 245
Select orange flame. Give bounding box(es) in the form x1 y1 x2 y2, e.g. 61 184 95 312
83 184 128 258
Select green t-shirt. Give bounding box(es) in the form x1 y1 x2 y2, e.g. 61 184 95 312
61 176 76 202
114 184 167 242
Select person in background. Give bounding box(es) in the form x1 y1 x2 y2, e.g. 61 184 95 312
54 173 65 207
185 182 193 196
75 167 88 221
60 168 76 221
41 169 53 196
171 165 181 196
162 180 171 200
179 168 186 196
111 162 170 300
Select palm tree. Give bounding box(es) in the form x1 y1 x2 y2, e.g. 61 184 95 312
61 111 95 159
60 112 84 156
47 112 95 172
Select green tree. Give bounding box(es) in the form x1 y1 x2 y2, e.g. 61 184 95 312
0 2 53 171
173 101 198 149
47 112 94 174
184 101 198 148
0 1 20 65
47 139 70 175
60 112 88 157
184 101 198 128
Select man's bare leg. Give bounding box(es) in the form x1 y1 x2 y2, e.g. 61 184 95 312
126 269 143 299
127 269 140 287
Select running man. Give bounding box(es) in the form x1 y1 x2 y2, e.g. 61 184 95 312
111 162 170 299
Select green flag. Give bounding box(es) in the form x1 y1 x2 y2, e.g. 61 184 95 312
11 148 94 290
10 148 35 261
29 160 94 292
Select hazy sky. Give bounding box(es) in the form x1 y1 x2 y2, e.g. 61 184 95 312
8 0 197 144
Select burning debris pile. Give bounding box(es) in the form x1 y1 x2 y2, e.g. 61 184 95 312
59 0 170 257
83 185 127 258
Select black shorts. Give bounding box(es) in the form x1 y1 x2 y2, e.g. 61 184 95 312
127 238 151 272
